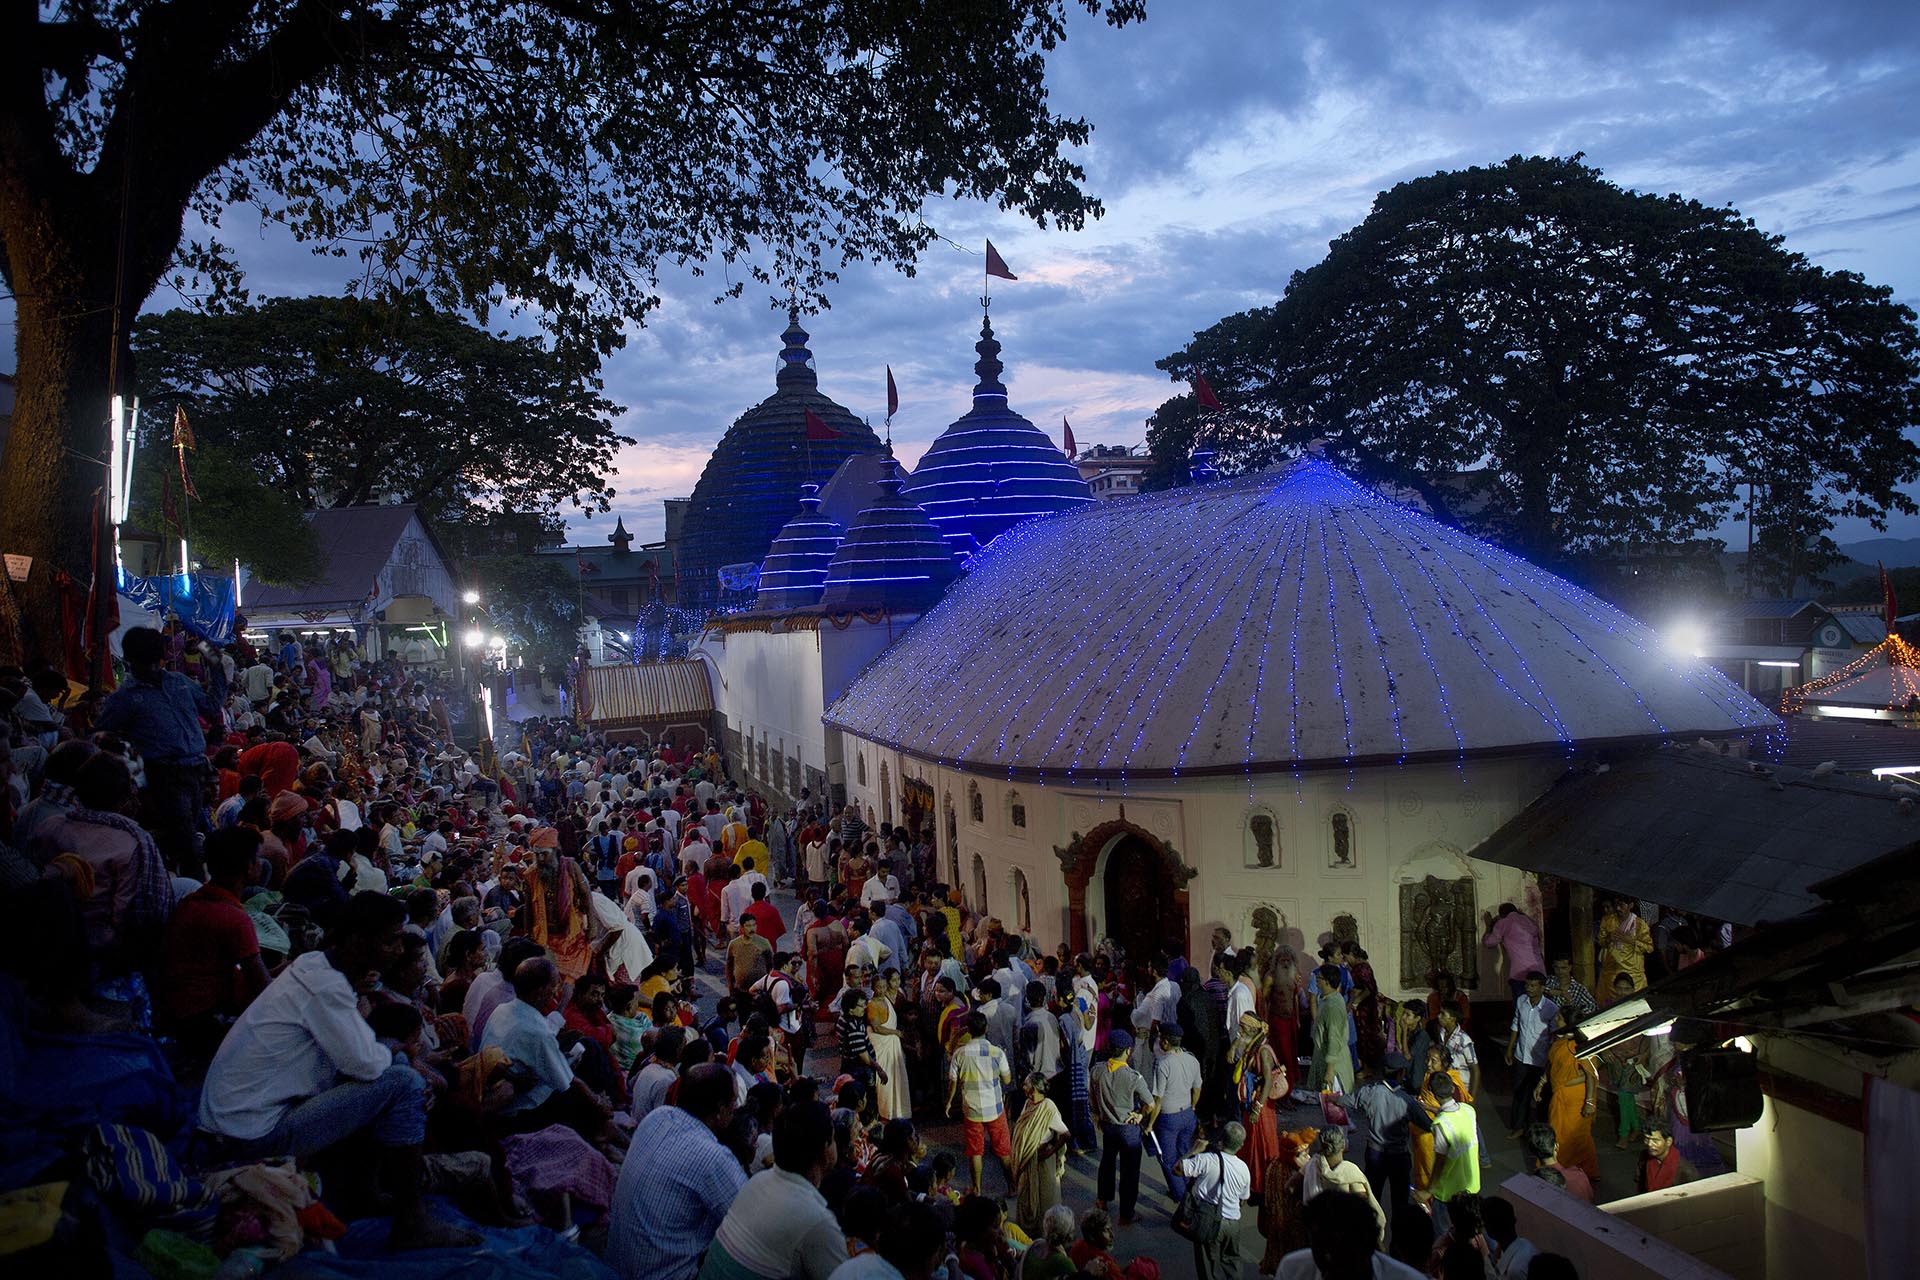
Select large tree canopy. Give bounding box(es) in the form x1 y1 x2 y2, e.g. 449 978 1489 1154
1 0 1142 663
134 295 629 526
1153 155 1920 595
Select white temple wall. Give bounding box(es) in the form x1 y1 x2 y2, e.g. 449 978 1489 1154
698 628 827 793
843 735 1564 1002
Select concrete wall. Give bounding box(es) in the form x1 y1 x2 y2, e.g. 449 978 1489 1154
1605 1173 1766 1280
840 742 1565 1001
1736 1092 1867 1280
700 626 826 804
1503 1173 1739 1280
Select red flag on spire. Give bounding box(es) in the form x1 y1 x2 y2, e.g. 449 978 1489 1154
984 240 1018 281
804 408 843 441
1192 373 1223 412
886 366 899 419
172 405 199 498
1882 562 1899 632
1062 416 1077 458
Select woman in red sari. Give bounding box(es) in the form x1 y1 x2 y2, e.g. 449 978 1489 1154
1347 944 1387 1070
1265 945 1304 1073
803 899 848 1024
1231 1012 1287 1200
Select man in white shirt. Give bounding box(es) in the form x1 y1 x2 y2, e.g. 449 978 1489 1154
1178 1121 1252 1280
1152 1022 1206 1201
626 872 657 928
859 857 900 911
244 658 275 705
1276 1179 1427 1279
609 1064 746 1280
720 863 763 929
198 892 474 1249
706 1101 846 1280
1504 972 1557 1138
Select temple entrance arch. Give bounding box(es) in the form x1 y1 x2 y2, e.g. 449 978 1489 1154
1053 811 1195 960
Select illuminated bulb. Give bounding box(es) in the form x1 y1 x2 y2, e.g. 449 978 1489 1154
463 628 485 648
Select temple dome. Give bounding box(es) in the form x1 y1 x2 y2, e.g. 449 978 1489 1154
754 484 843 611
817 471 961 613
902 318 1092 551
676 313 884 612
826 458 1777 778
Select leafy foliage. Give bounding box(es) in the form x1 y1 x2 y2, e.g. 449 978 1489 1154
0 1 1141 663
16 0 1142 368
127 442 325 586
1154 155 1920 586
133 296 629 525
463 553 584 674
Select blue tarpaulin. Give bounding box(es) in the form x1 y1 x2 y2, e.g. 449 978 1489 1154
121 573 237 645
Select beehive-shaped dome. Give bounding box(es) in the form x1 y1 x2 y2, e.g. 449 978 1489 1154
817 473 961 613
902 318 1091 552
676 314 883 612
827 458 1777 778
754 485 843 611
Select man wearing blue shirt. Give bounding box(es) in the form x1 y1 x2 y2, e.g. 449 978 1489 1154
98 626 220 876
609 1063 745 1280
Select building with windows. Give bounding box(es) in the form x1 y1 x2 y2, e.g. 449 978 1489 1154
1073 442 1151 501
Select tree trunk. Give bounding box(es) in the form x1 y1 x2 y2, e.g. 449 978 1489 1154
0 273 118 667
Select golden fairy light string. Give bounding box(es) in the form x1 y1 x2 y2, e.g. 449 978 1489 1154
1779 635 1920 715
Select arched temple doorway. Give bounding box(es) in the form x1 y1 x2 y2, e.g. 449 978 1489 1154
1054 812 1195 958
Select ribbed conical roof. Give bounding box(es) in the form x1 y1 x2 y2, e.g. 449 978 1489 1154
755 484 843 611
902 317 1092 552
818 471 961 613
827 458 1776 779
677 314 884 612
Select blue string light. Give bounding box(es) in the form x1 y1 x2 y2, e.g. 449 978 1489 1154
903 316 1092 553
822 457 1774 789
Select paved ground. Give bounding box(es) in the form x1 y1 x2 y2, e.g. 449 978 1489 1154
683 888 1691 1278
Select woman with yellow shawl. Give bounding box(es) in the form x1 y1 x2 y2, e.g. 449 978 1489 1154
523 827 599 979
1534 1007 1601 1183
1009 1072 1069 1234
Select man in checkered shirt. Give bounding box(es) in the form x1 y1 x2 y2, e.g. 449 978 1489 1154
946 1010 1013 1192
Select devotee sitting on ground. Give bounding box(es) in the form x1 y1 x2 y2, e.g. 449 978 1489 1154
608 1061 746 1280
155 825 273 1059
196 890 477 1249
700 1100 846 1280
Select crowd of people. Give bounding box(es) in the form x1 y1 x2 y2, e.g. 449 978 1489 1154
0 619 1704 1280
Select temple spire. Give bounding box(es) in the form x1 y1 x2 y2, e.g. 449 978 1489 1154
973 316 1006 401
776 307 818 390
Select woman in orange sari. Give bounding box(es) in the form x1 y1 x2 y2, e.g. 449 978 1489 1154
1535 1008 1601 1184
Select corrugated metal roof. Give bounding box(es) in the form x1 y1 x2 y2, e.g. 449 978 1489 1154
1770 714 1920 773
1725 599 1820 620
1835 613 1889 645
586 661 713 728
1468 748 1920 925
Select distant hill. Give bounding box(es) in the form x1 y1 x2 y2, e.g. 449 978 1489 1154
1838 537 1920 569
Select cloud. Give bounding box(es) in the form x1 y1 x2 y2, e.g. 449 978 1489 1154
10 0 1919 542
